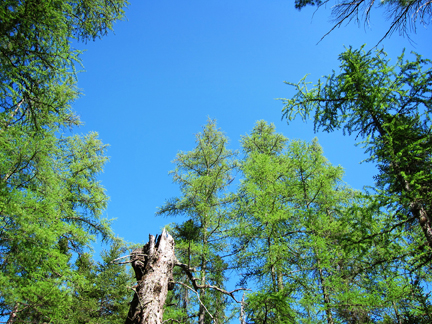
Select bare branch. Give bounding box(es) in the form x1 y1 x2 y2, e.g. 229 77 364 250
175 262 250 303
173 281 215 323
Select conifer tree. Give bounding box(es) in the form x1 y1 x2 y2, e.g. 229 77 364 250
1 0 129 131
0 132 114 321
233 121 429 323
281 46 432 262
46 239 132 324
157 119 237 324
0 1 129 321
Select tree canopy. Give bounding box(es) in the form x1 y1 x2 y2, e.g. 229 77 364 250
0 0 130 322
281 46 432 253
157 119 237 324
1 0 431 323
1 0 128 131
156 119 432 323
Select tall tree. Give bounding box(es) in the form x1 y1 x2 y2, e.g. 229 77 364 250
233 121 350 323
0 0 129 321
0 132 113 321
232 121 295 323
157 119 237 324
233 121 426 323
281 46 432 252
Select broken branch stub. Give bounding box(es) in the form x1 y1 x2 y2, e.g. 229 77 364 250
125 229 176 324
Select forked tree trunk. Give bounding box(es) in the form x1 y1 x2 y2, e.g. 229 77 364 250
125 229 176 324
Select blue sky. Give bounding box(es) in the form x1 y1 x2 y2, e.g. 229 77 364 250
71 0 431 247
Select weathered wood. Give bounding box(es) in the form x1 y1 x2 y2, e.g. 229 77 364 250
125 229 176 324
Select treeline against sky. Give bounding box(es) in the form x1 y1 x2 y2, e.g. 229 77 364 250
1 0 431 323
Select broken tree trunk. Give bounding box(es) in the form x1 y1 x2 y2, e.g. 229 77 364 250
125 229 176 324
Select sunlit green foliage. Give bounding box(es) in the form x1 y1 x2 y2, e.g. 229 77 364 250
281 46 432 253
1 0 129 131
2 1 431 321
0 131 122 321
69 239 132 324
0 0 130 321
158 119 237 324
232 121 432 323
280 46 432 322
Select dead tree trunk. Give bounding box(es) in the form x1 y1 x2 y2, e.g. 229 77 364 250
125 229 176 324
123 229 247 324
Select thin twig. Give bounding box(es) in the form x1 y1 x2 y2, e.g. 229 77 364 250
173 281 215 323
175 262 250 303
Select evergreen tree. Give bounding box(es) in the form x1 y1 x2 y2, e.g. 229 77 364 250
281 46 432 262
0 0 129 321
157 119 237 324
233 121 428 323
1 0 129 131
0 132 113 321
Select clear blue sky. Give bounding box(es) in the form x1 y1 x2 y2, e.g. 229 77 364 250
71 0 431 247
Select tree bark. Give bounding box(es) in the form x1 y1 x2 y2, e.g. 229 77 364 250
239 293 246 324
125 229 176 324
369 109 432 250
6 303 19 324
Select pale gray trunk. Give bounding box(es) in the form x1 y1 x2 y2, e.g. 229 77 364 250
277 269 284 292
125 229 176 324
239 293 246 324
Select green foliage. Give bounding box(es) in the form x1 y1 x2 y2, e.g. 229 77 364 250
233 121 431 323
1 0 129 130
234 121 350 322
0 0 130 322
0 130 119 321
68 239 133 324
8 239 133 323
281 46 432 251
158 119 237 323
245 290 296 324
158 119 432 323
